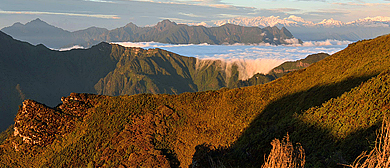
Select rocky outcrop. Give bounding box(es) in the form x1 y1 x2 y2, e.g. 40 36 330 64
12 93 95 150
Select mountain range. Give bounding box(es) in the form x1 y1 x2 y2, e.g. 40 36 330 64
1 33 390 167
214 16 390 28
1 18 299 49
213 15 390 41
0 30 323 132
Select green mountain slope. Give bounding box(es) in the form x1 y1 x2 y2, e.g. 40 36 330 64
2 19 300 48
1 31 310 132
94 46 199 95
233 52 329 87
198 34 390 167
1 34 390 167
0 31 117 131
95 48 328 96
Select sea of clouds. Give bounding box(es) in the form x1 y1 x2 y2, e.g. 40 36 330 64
112 40 351 79
113 40 350 60
58 40 351 80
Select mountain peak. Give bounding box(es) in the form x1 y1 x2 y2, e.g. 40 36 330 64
124 22 137 27
11 22 23 27
29 18 46 24
161 19 175 24
156 19 177 27
154 19 177 31
33 18 43 22
212 15 390 28
25 18 52 27
361 16 390 22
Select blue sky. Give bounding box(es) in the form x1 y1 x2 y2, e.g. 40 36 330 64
1 0 390 31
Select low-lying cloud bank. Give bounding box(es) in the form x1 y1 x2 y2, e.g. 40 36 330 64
112 40 350 79
284 38 352 47
52 45 85 51
195 58 286 80
58 40 350 80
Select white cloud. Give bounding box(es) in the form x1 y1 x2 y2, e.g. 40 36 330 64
57 45 85 51
217 58 286 80
181 21 210 26
157 17 199 23
178 12 203 18
332 2 390 7
0 10 120 19
130 0 235 8
286 39 352 47
84 0 116 3
283 38 301 44
113 41 349 79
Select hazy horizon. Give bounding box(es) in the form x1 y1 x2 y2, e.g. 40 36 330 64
1 0 390 31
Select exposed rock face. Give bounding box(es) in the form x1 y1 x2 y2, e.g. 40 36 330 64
57 93 93 117
12 93 93 150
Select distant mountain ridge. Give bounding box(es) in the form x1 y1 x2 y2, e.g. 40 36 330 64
213 15 390 41
214 16 390 29
1 19 299 49
1 18 75 48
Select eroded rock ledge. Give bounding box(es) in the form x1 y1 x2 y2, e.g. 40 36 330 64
12 93 95 150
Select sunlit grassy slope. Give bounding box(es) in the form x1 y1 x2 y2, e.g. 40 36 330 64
1 34 390 167
0 30 321 132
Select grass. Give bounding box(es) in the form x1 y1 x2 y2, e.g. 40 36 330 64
347 115 390 168
262 134 305 168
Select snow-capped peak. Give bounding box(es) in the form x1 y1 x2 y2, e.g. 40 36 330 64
214 15 300 27
315 18 344 27
360 16 390 22
285 15 313 25
347 16 390 24
210 15 390 28
346 16 390 27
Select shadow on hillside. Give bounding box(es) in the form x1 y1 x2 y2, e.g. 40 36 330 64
191 74 382 167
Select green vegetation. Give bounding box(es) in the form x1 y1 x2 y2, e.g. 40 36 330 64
1 34 390 167
0 30 316 132
0 31 117 131
262 134 305 168
204 35 390 167
348 115 390 168
0 125 13 145
234 53 329 87
2 19 300 48
268 52 329 78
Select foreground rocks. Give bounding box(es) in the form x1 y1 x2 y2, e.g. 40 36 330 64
12 93 96 150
